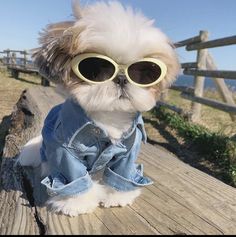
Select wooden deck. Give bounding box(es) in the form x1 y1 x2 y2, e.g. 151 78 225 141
0 87 236 235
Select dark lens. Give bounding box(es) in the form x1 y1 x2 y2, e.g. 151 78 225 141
128 61 162 85
79 57 115 82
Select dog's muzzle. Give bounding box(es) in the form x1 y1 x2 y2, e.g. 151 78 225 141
114 74 128 88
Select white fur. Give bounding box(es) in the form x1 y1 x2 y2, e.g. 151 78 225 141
88 110 135 141
19 0 180 216
46 181 140 216
72 1 174 65
71 82 157 116
46 182 106 217
101 186 141 208
18 135 42 167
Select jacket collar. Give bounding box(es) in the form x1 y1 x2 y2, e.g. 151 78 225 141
60 98 147 143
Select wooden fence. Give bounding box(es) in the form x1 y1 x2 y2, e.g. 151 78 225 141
1 32 236 121
0 49 50 86
0 49 36 70
161 31 236 122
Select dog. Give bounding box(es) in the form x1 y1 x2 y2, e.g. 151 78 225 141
18 0 180 216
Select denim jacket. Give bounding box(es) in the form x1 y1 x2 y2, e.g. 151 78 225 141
40 98 153 197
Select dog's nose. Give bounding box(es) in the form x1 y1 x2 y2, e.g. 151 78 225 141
114 75 128 87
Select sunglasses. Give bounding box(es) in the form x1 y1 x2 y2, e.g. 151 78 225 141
71 53 167 87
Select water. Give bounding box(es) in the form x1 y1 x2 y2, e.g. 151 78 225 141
175 75 236 91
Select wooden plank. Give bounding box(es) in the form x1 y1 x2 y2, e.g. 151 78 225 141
3 49 31 54
0 87 65 235
156 101 185 115
174 35 202 48
139 145 236 235
1 87 236 235
181 92 236 113
191 31 209 122
181 62 198 69
187 35 236 51
0 190 39 235
170 85 194 94
184 69 236 80
206 53 236 121
8 67 38 74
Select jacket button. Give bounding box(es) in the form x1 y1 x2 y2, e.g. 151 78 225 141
93 128 101 134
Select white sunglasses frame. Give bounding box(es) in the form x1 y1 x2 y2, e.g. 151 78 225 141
71 53 167 87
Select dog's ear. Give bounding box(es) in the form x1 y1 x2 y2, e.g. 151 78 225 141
33 21 80 84
72 0 83 19
33 0 86 84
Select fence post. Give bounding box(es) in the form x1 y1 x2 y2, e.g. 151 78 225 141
206 53 236 121
11 52 16 66
6 49 10 65
23 50 27 68
41 77 50 87
160 90 169 102
190 31 209 122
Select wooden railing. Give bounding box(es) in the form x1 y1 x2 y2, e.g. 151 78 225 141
0 49 50 86
161 31 236 122
0 49 35 68
1 32 236 117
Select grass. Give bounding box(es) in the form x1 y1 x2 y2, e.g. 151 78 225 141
166 89 236 137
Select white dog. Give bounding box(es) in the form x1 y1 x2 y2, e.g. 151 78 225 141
19 0 180 216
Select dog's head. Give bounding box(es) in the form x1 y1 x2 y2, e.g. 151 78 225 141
34 0 180 113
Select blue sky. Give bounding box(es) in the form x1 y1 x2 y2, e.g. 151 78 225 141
0 0 235 70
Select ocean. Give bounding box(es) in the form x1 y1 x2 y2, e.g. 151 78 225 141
175 75 236 91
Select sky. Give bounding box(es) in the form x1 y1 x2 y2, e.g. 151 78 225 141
0 0 236 70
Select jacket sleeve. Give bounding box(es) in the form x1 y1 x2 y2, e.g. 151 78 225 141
40 113 95 198
103 128 153 192
40 141 94 197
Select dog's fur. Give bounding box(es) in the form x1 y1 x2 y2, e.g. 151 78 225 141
19 0 180 216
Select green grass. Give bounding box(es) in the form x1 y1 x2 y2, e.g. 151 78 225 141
166 89 236 137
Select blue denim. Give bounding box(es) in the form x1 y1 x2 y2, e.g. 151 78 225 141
40 98 153 197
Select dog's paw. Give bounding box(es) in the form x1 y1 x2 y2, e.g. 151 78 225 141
46 182 106 217
101 187 141 208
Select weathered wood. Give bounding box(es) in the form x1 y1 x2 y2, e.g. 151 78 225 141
184 69 236 80
23 50 27 68
174 35 202 48
0 87 65 235
187 35 236 51
7 65 38 74
1 87 236 235
156 101 185 115
181 62 198 69
3 49 31 54
206 53 236 121
41 77 50 87
2 49 37 76
190 31 209 122
181 92 236 113
170 85 194 94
